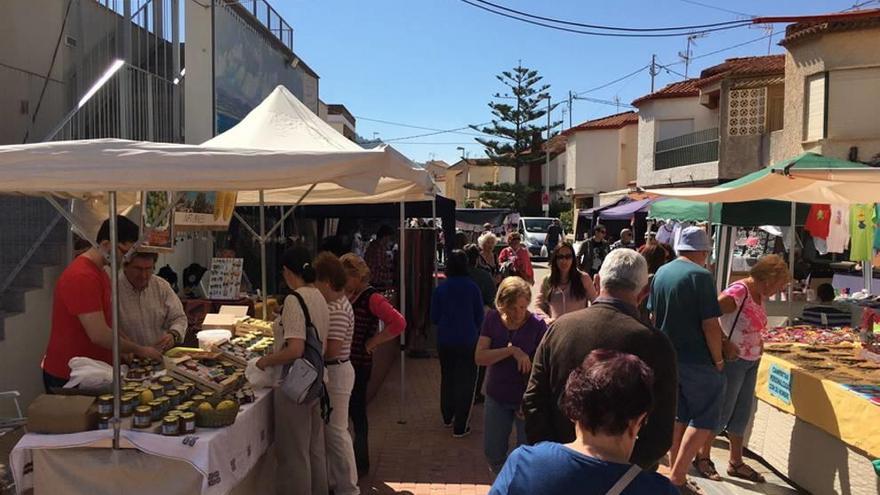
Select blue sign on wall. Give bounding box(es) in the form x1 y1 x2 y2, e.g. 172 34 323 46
768 363 792 405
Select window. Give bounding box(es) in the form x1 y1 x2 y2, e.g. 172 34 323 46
767 84 784 132
657 119 694 141
804 73 826 141
828 67 880 139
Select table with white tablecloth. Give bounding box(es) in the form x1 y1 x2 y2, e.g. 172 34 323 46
11 388 274 495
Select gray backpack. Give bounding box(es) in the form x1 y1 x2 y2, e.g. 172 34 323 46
280 291 331 421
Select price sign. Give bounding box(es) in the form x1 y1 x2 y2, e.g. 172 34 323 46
768 363 792 405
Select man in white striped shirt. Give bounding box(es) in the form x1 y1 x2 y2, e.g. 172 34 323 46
314 252 360 495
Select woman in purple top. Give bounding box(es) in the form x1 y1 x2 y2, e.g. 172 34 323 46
475 276 548 474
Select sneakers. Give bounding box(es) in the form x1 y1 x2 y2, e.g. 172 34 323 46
443 420 453 428
452 427 472 438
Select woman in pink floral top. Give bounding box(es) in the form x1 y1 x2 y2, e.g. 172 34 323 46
693 255 790 484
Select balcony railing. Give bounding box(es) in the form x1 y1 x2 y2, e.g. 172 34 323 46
654 127 719 170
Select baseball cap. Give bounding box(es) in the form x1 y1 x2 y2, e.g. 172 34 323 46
676 226 712 252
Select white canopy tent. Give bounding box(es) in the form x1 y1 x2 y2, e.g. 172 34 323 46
203 85 436 425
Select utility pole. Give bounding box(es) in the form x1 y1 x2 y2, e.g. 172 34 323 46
544 95 551 216
567 90 573 129
650 54 657 92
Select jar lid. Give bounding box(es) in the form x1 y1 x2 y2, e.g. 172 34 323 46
98 394 114 401
181 412 195 420
163 416 178 424
135 406 151 413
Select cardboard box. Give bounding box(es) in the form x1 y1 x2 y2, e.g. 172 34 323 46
201 313 238 332
27 394 98 434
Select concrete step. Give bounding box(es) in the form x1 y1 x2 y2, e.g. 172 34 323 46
0 263 53 289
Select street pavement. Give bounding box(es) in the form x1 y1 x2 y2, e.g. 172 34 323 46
358 259 803 494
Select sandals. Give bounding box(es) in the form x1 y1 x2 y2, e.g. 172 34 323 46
674 479 705 495
692 457 722 481
728 461 766 483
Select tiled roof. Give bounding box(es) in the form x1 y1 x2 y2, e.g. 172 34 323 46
631 79 702 106
563 111 639 135
752 8 880 46
695 55 785 87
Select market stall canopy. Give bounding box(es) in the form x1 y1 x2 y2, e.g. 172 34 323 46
579 198 628 219
644 153 873 205
598 198 655 220
648 198 810 226
219 86 434 205
455 208 514 229
0 138 398 195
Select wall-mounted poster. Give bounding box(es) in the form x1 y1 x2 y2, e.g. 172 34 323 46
174 191 237 230
141 191 175 252
207 257 244 300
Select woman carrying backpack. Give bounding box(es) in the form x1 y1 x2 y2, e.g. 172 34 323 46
256 246 331 495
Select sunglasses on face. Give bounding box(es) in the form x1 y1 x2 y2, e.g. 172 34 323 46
556 254 574 260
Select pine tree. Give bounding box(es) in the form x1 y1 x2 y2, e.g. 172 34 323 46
467 63 561 210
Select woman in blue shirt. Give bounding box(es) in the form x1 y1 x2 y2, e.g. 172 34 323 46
490 350 678 495
431 249 485 438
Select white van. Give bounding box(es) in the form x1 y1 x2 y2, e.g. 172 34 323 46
518 217 563 259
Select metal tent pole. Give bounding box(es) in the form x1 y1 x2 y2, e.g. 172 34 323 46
398 200 406 425
259 191 268 320
108 192 121 450
789 202 796 324
432 193 438 287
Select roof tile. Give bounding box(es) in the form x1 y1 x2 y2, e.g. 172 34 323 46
564 111 639 135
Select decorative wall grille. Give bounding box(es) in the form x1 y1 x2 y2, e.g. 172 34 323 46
728 87 766 136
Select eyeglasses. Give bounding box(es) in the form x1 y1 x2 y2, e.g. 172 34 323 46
556 254 574 260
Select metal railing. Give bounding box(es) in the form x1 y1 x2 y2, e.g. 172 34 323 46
235 0 295 52
654 127 719 170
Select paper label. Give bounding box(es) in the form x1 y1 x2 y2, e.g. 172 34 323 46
768 363 792 405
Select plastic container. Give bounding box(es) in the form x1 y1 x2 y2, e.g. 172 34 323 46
197 329 232 350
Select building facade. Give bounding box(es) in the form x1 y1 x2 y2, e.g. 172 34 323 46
633 55 785 188
563 111 639 210
776 11 880 163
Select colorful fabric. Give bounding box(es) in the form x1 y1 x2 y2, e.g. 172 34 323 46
826 204 850 254
804 204 831 239
849 203 874 261
874 204 880 250
719 283 766 361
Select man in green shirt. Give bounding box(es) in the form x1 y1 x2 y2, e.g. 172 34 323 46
648 226 726 494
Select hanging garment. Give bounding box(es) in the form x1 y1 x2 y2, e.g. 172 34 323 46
656 222 676 245
850 204 875 261
814 237 829 256
805 204 831 239
826 204 850 254
874 204 880 250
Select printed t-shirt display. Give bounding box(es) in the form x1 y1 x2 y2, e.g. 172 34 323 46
805 204 831 239
826 204 851 254
849 203 875 261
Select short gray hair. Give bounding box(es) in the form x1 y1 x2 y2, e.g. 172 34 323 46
599 249 649 293
478 231 498 249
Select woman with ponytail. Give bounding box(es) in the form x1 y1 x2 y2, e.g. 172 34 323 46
256 246 331 495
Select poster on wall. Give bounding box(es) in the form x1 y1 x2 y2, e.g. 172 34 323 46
141 191 175 252
207 257 244 300
173 191 237 230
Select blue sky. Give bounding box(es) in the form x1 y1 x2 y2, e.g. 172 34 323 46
275 0 866 164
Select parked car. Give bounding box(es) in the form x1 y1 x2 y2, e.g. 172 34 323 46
517 217 563 259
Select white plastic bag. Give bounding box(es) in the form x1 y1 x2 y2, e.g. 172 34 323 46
245 357 278 389
64 357 121 390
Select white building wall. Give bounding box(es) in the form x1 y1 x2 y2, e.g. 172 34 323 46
568 128 620 196
636 97 720 187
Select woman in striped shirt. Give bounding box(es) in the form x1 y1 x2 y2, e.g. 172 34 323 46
340 253 407 476
314 252 360 495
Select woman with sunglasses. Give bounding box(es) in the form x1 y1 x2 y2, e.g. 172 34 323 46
536 242 597 325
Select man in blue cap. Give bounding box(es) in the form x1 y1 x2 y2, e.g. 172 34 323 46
648 225 726 495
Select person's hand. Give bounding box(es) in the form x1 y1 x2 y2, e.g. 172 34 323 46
365 337 379 354
122 353 135 364
545 318 555 326
509 346 532 375
256 356 269 371
136 345 164 362
154 332 175 352
714 359 725 372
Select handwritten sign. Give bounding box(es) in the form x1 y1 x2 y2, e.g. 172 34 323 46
768 363 792 405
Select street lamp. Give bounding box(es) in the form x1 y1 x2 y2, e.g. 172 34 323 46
456 146 466 161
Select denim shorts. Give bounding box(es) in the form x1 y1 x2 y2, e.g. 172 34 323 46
677 362 726 431
717 358 760 436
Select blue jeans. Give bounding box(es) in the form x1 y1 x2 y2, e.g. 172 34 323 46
484 396 526 473
717 358 760 436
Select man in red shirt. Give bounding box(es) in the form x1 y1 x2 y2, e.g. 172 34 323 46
42 215 164 391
